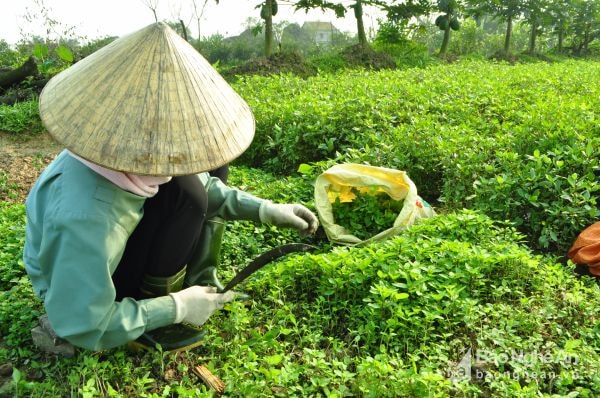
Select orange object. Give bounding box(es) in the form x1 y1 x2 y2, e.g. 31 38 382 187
567 222 600 276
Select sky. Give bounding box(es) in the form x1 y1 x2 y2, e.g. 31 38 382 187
0 0 384 45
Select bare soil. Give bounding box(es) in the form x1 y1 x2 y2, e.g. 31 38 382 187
0 131 61 203
222 52 318 80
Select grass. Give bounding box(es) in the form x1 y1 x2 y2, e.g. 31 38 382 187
0 100 43 136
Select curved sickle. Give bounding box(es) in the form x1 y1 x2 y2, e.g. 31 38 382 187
220 243 316 293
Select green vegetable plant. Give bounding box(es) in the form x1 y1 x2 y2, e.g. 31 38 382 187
247 210 600 396
331 187 403 240
457 143 600 253
2 59 600 397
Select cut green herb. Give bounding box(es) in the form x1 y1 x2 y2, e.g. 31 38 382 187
331 187 403 240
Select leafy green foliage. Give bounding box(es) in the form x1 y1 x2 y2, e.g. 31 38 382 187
307 53 347 73
460 145 600 253
0 40 22 68
234 60 600 253
220 165 326 280
1 177 600 396
30 42 74 77
0 100 43 135
0 204 42 361
245 210 600 396
372 40 437 68
331 187 403 240
0 204 26 291
1 57 600 396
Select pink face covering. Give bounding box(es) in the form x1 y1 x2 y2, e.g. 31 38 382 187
67 151 172 198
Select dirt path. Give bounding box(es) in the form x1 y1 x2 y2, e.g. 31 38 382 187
0 132 61 203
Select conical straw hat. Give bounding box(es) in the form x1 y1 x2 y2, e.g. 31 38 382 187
39 22 255 176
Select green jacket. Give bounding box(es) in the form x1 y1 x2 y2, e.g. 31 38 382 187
23 150 263 350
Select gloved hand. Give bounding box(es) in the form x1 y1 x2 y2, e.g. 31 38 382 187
259 202 319 235
169 286 234 326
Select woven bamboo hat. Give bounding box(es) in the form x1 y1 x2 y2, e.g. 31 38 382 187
39 22 255 176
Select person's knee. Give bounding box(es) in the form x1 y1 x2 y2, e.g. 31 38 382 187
209 165 229 184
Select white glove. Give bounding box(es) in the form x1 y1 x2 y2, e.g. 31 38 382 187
169 286 234 326
259 202 319 234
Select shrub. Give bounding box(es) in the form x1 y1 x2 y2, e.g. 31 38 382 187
457 145 599 253
372 40 436 69
247 210 600 396
307 52 347 73
232 60 599 254
2 184 599 395
0 100 43 135
0 40 22 68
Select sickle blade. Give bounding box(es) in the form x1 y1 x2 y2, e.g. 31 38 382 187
221 243 315 293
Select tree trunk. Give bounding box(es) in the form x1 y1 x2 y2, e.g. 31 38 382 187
528 24 537 54
264 0 274 57
504 16 513 53
354 0 367 46
179 20 188 42
0 57 38 90
583 26 590 53
557 25 564 53
264 15 273 56
439 25 452 56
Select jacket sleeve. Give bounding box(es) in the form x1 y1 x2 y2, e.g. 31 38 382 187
40 212 176 351
199 173 265 222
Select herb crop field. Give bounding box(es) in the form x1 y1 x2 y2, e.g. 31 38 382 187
1 59 599 397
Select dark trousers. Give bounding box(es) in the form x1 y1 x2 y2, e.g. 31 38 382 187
112 166 229 300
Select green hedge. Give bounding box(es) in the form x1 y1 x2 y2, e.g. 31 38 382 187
240 210 600 396
2 187 599 396
233 60 600 253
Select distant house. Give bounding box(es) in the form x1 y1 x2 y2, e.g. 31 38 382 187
301 21 340 45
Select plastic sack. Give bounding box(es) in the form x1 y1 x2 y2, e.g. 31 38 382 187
314 163 435 245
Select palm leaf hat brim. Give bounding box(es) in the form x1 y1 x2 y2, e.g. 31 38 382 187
39 22 255 176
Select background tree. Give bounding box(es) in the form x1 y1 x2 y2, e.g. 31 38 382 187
295 0 432 48
465 0 527 53
191 0 210 39
434 0 463 56
141 0 160 22
352 0 368 45
272 20 289 52
195 33 229 63
546 0 571 53
0 40 21 68
522 0 551 54
568 0 600 55
259 0 279 56
281 22 315 53
382 0 432 36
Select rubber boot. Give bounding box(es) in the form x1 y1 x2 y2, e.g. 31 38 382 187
184 217 226 290
131 266 207 352
139 266 187 298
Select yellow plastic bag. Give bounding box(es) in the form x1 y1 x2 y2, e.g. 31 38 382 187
314 163 435 245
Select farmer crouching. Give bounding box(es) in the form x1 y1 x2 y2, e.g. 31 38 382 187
23 22 318 353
